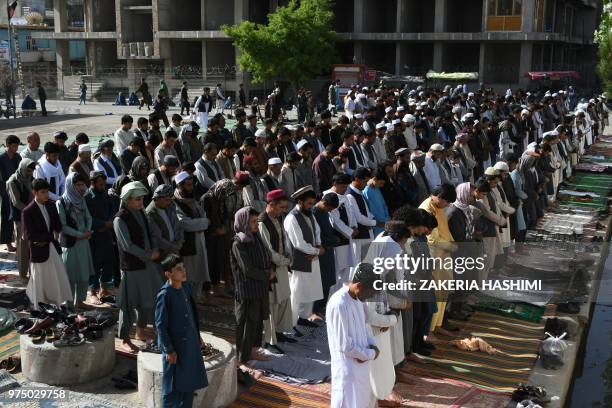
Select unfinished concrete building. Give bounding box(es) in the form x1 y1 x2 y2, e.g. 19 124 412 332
34 0 602 99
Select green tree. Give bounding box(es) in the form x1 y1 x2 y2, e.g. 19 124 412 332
223 0 337 86
595 0 612 95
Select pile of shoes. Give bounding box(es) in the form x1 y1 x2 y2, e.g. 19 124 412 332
511 383 551 406
202 342 221 360
14 302 116 347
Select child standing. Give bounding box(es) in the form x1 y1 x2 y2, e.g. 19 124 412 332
155 254 208 407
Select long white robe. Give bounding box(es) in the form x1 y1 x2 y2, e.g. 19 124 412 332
364 294 398 399
326 285 377 408
194 95 210 130
26 202 72 310
363 234 405 366
347 185 377 279
284 211 324 323
323 189 356 295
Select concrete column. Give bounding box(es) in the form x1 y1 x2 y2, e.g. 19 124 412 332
86 41 97 76
434 0 446 33
433 43 443 71
551 0 557 32
397 0 408 32
478 43 486 84
354 0 364 32
127 59 139 89
84 0 94 32
481 0 488 31
55 40 69 98
518 43 533 87
522 0 535 32
202 41 207 80
234 0 248 24
53 0 67 33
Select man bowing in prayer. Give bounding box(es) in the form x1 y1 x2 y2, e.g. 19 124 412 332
326 262 380 408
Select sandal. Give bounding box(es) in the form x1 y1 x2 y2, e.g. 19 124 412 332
14 318 34 334
30 330 45 344
6 356 20 374
45 328 56 343
139 341 161 354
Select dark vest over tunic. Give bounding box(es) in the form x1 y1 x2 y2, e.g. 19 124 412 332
117 208 152 270
289 207 315 273
346 189 370 239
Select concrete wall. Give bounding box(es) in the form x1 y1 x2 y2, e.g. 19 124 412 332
204 0 234 30
400 43 434 74
441 43 479 72
170 41 202 66
483 43 520 84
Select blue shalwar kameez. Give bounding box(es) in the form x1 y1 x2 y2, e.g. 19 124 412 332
155 281 208 408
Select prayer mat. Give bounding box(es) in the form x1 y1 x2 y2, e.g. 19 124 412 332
230 377 330 408
251 325 330 384
401 311 543 393
0 330 20 360
394 373 511 407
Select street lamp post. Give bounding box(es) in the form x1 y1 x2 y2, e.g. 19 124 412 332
6 0 16 118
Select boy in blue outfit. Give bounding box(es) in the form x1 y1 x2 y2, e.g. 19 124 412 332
155 254 208 407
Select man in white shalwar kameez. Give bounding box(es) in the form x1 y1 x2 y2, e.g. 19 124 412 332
33 142 66 201
324 174 356 295
346 168 377 279
327 263 380 408
259 189 294 349
194 88 212 130
284 186 325 328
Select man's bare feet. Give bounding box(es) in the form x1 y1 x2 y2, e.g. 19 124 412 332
378 391 403 407
87 293 103 305
239 364 263 379
120 340 139 354
250 348 271 361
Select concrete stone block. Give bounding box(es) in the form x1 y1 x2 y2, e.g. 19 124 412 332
138 333 237 408
20 329 116 386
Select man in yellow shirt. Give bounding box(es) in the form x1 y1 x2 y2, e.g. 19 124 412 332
419 183 458 335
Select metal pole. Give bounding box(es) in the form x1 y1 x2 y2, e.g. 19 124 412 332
6 0 16 118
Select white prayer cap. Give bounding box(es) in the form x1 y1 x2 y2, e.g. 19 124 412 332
255 129 266 138
376 122 386 130
174 171 191 185
494 161 509 172
354 113 364 120
268 157 282 166
410 150 425 160
415 105 423 111
408 98 416 104
394 92 400 97
78 144 91 153
402 114 416 123
392 119 401 126
543 130 559 138
484 167 500 176
521 109 530 116
356 93 366 99
468 92 475 97
505 89 512 97
526 142 538 152
296 139 310 150
397 106 405 112
545 91 551 96
462 112 475 120
362 87 369 91
385 106 394 113
386 123 395 131
418 91 425 97
429 143 444 152
589 98 596 104
452 106 462 114
552 93 558 97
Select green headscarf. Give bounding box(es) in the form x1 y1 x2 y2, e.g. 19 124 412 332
120 181 149 204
